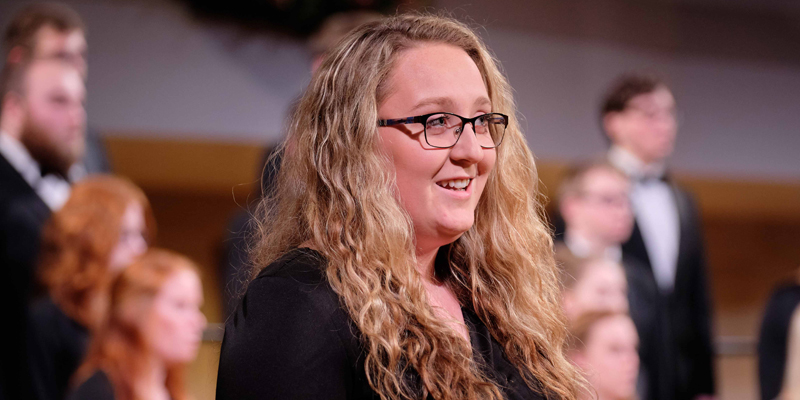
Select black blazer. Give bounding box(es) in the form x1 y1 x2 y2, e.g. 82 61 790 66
67 370 115 400
621 183 715 400
28 297 90 400
0 153 51 400
757 284 800 400
216 248 549 400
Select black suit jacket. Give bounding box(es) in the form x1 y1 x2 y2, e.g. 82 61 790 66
757 284 800 400
0 153 51 400
622 183 715 400
28 297 90 400
216 248 550 400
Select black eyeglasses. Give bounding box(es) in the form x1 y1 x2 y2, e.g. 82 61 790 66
378 112 508 149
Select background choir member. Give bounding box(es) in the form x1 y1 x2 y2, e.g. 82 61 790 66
69 249 207 400
29 175 154 400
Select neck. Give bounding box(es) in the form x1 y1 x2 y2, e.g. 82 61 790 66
415 245 439 284
618 144 662 167
142 355 168 394
568 229 612 257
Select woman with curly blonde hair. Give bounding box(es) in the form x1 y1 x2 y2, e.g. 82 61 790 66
216 13 582 400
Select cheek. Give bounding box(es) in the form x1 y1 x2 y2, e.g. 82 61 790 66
150 310 182 352
472 150 496 197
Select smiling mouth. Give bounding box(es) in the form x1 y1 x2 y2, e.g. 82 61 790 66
436 178 472 191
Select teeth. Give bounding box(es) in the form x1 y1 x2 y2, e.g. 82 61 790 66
437 179 471 190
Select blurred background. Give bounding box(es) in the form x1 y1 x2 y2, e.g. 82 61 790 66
1 0 797 399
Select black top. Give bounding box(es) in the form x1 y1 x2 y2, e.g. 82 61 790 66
66 370 115 400
28 297 91 400
758 284 800 400
216 248 548 400
0 153 51 400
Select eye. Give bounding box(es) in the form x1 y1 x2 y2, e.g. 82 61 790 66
49 94 69 105
426 114 448 128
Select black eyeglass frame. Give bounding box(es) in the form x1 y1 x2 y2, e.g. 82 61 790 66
378 112 508 149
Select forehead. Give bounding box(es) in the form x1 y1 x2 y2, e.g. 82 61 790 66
628 86 675 110
589 316 637 344
581 167 629 192
34 25 85 50
158 269 202 298
24 61 84 96
383 42 489 111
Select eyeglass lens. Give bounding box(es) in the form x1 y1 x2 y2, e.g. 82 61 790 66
424 113 506 148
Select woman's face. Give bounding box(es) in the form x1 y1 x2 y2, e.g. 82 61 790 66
378 43 497 252
108 202 148 272
564 261 628 320
144 269 207 365
578 316 640 400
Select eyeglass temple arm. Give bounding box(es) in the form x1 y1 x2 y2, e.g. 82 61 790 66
378 116 427 127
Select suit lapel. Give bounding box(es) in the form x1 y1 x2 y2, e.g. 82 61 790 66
669 183 692 296
623 221 652 270
0 153 49 214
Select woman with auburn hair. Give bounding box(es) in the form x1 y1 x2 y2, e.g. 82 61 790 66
217 13 582 400
68 249 207 400
28 175 155 400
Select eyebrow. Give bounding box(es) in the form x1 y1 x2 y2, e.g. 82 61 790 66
410 96 492 113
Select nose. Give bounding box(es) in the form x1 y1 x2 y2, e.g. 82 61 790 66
449 122 484 165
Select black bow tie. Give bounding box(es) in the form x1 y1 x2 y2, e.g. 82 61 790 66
636 173 668 184
39 164 68 181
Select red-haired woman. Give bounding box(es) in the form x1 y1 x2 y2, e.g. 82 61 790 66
28 175 156 400
68 249 207 400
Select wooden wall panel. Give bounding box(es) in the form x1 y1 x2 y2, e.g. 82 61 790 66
103 135 799 399
105 136 800 327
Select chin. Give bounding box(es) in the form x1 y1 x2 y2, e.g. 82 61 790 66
439 220 474 238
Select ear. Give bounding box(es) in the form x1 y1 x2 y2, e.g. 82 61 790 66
6 46 26 65
1 91 24 127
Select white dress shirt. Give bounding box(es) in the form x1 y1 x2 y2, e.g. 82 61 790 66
0 132 71 210
563 231 623 263
609 145 680 291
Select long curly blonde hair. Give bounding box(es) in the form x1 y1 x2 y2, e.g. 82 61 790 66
251 13 581 400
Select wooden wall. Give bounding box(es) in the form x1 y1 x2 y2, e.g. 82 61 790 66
105 135 800 400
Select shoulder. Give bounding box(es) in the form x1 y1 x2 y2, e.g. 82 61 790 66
67 370 115 400
0 156 36 206
223 247 356 358
256 247 328 281
29 297 88 347
763 284 800 319
217 248 366 399
29 298 65 336
668 182 700 213
242 247 339 315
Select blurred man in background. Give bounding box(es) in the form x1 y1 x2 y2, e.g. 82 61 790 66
602 74 715 400
4 2 109 176
0 56 85 400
